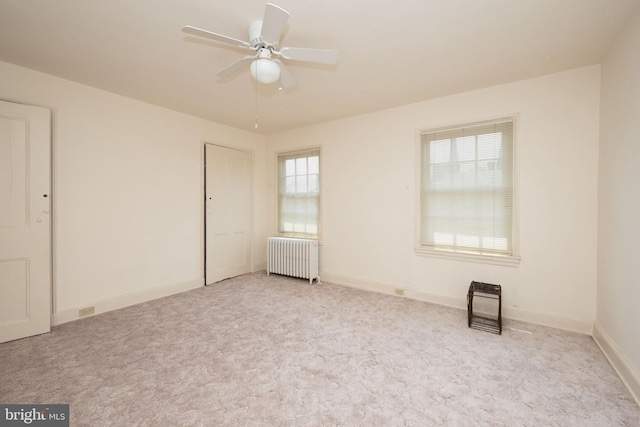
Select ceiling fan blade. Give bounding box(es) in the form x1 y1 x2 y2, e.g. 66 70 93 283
279 47 338 65
273 60 298 89
215 55 257 78
260 3 290 45
182 25 251 49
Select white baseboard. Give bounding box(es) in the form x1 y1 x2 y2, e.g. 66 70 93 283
593 322 640 407
500 305 593 335
320 272 593 334
52 278 204 325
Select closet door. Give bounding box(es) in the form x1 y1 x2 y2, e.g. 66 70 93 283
205 144 252 284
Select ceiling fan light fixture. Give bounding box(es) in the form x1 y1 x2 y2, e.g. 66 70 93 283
250 58 281 84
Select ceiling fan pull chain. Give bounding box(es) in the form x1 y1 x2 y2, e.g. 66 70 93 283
254 71 259 129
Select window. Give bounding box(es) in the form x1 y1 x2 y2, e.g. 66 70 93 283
418 118 518 263
278 148 320 237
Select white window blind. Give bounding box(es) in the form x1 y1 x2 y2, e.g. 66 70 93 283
420 119 514 256
278 148 320 236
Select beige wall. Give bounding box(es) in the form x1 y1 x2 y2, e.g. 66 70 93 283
0 59 603 334
267 65 601 333
597 3 640 402
0 60 267 323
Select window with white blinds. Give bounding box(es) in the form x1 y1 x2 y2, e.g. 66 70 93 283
278 148 320 237
420 118 515 258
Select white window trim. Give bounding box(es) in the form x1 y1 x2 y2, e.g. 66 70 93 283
414 246 521 267
413 115 521 267
275 146 322 240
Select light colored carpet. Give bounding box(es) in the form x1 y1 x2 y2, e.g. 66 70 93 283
1 272 639 426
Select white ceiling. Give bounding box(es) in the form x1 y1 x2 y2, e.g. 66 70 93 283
1 0 638 134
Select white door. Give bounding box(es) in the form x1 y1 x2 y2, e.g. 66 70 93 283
0 100 51 343
205 144 252 284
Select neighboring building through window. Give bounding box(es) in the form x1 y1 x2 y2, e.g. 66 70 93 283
419 118 516 261
278 148 320 237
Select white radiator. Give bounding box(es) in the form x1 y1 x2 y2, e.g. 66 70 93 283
267 237 320 284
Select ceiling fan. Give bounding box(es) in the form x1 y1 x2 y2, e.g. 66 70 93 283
182 3 338 89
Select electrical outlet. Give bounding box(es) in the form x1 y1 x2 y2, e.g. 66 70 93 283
395 288 405 296
79 306 95 317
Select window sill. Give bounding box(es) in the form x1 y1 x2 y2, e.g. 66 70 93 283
276 233 321 243
414 246 521 267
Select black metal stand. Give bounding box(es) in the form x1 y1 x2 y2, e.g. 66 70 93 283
467 281 502 335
